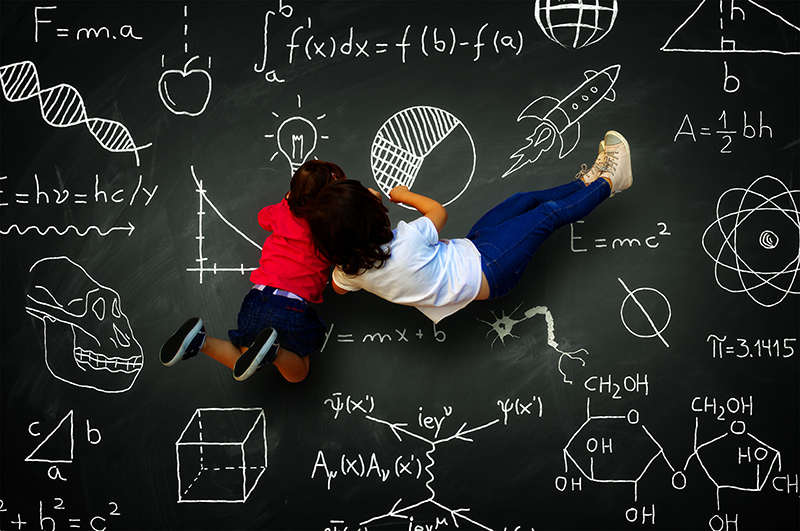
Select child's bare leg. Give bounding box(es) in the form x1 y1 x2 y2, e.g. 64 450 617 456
201 336 245 370
273 348 310 383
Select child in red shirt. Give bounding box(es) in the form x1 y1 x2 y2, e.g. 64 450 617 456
160 161 344 382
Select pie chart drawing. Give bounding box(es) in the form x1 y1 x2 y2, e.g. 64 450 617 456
370 106 476 209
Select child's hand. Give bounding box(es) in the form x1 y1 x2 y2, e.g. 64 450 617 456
389 185 409 204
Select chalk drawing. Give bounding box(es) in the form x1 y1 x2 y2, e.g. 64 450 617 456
371 106 475 208
0 61 152 166
175 408 267 503
186 166 262 284
158 55 212 117
503 65 619 178
0 223 135 237
662 0 800 54
25 257 143 393
684 417 782 509
534 0 618 49
25 410 75 464
477 303 588 384
618 278 672 348
563 398 681 502
265 95 329 174
701 175 800 307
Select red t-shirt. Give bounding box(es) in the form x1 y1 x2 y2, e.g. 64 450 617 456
249 198 331 304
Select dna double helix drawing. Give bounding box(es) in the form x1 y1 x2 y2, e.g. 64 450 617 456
0 60 152 166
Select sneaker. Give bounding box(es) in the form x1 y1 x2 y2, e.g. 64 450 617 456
233 327 279 381
600 130 632 196
575 140 606 185
160 317 206 366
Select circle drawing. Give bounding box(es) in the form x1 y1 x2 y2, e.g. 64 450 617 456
534 0 618 49
702 175 800 308
618 278 671 348
370 106 475 209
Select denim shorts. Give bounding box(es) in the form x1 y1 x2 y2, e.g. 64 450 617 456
228 287 326 357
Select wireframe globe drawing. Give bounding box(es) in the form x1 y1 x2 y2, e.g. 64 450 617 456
534 0 618 49
371 106 475 208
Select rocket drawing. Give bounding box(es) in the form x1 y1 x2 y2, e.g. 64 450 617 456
503 64 620 178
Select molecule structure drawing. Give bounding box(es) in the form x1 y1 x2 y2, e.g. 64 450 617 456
478 303 589 384
563 398 682 502
701 175 800 307
0 61 152 166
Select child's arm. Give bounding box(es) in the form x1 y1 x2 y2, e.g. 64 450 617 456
389 186 448 232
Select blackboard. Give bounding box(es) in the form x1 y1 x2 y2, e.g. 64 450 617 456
1 1 798 529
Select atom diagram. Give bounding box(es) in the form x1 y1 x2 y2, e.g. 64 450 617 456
702 175 800 308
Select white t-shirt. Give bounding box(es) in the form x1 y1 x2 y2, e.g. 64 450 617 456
332 216 483 323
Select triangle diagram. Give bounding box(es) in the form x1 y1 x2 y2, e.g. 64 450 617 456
662 0 800 54
25 410 74 463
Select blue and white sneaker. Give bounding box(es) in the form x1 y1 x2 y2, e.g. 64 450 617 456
160 317 206 366
233 327 279 381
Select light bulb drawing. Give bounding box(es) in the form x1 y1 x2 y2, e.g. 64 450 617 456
276 116 317 173
265 95 329 175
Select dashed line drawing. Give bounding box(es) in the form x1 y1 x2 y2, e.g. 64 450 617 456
370 106 475 208
175 408 267 503
618 278 671 348
534 0 619 49
0 61 152 166
265 95 329 174
25 257 144 393
478 303 589 384
25 410 75 464
186 166 262 284
563 398 682 502
684 417 782 509
661 0 800 55
503 64 619 178
701 175 800 307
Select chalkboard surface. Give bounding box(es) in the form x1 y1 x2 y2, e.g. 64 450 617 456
2 1 798 530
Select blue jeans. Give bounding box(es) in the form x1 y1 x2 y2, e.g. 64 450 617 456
228 288 327 356
466 179 610 299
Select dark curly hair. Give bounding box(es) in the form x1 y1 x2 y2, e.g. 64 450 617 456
286 160 345 218
306 180 393 276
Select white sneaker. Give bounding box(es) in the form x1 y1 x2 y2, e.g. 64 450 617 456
600 131 632 196
575 140 606 185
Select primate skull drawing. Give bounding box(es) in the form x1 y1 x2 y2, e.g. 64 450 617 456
25 256 143 393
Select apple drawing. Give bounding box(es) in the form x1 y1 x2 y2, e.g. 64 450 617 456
158 55 212 116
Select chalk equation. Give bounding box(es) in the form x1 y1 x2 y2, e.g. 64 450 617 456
254 5 525 81
315 395 542 530
570 220 672 253
503 65 619 178
0 498 122 531
319 322 448 353
0 61 152 166
661 0 800 55
707 334 797 359
33 5 143 42
25 256 144 393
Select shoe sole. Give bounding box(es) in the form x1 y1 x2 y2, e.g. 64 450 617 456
160 317 202 366
233 328 279 381
605 130 632 195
